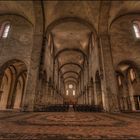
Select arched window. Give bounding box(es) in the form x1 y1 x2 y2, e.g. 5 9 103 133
133 21 140 39
73 90 75 96
0 22 11 39
129 68 136 82
69 84 73 89
66 90 69 95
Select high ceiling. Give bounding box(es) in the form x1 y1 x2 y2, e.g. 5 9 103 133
52 21 90 72
0 1 35 24
110 14 140 69
43 1 100 30
43 1 100 92
49 20 92 92
1 0 140 98
52 21 91 54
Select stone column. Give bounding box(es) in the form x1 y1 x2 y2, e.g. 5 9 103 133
127 79 136 111
6 72 16 109
86 87 89 105
41 81 48 105
88 82 94 105
50 87 54 104
93 81 98 105
34 78 42 107
21 1 44 111
47 85 52 105
84 89 86 104
99 35 119 112
22 34 43 111
84 92 86 104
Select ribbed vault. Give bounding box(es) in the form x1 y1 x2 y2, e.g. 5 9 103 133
46 19 95 99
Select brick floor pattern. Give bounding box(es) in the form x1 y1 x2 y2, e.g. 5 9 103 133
0 112 140 140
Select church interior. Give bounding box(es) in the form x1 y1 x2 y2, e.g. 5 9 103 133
0 1 140 139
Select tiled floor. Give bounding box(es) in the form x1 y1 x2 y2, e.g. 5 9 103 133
0 111 140 139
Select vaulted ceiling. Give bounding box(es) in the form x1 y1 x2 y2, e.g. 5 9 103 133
1 0 140 97
44 1 99 93
51 21 91 83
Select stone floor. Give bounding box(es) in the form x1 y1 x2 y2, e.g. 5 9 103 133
0 111 140 140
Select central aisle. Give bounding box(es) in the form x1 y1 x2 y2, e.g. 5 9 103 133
0 111 140 139
68 105 74 112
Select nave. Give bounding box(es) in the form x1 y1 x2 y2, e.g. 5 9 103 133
0 1 140 139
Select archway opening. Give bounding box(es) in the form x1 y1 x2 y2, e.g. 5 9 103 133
0 60 27 110
116 61 140 111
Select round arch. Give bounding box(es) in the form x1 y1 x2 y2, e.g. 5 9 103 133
64 76 78 82
0 59 27 110
109 12 140 31
64 78 78 84
59 62 83 72
0 59 27 78
65 80 77 85
0 13 33 27
45 17 97 38
54 48 87 61
62 71 79 77
116 60 140 77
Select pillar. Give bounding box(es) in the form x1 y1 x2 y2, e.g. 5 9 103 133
22 35 43 111
127 79 136 111
21 2 44 111
88 82 94 105
99 34 119 112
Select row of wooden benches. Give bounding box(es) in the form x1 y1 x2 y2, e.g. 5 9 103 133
34 104 69 112
73 105 103 112
34 104 102 112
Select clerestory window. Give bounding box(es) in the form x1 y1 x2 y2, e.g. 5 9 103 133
133 21 140 39
0 22 11 39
